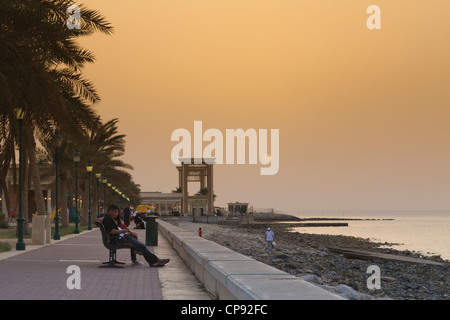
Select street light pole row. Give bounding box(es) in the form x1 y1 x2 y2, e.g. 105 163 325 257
58 148 133 237
53 145 110 237
13 113 134 249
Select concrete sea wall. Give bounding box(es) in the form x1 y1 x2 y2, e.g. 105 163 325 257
157 219 344 300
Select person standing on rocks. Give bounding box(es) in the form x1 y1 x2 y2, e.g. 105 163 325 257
265 227 275 251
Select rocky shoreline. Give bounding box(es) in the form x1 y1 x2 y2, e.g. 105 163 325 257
182 219 449 300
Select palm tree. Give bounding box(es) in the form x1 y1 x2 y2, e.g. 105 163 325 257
0 0 113 221
195 187 217 201
1 1 139 231
70 118 138 225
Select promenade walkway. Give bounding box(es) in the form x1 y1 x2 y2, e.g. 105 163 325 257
0 226 211 300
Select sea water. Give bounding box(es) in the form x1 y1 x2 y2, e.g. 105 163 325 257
288 211 450 261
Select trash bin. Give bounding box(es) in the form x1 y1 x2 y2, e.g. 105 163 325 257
143 215 158 246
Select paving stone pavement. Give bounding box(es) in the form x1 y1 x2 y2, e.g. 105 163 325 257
0 227 211 300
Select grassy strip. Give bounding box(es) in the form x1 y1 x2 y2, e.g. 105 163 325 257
0 242 11 253
0 224 93 238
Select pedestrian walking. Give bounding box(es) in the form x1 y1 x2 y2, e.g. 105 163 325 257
265 227 275 251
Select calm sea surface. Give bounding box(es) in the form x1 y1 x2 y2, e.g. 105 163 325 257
287 211 450 261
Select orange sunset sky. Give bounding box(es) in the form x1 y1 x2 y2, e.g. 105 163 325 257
78 0 450 213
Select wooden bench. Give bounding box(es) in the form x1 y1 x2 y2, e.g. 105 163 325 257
95 221 133 268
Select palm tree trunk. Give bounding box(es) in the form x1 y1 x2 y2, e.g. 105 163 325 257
0 123 14 221
28 135 47 215
0 170 11 221
80 177 89 226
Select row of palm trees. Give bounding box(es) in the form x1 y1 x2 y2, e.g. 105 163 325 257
0 1 140 231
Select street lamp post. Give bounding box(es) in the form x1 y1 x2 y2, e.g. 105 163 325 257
53 131 62 240
95 173 101 218
15 108 25 250
73 149 81 234
86 162 93 230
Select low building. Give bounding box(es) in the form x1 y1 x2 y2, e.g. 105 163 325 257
140 191 182 215
1 166 54 221
227 202 249 214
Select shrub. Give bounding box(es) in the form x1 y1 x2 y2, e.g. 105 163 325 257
0 242 11 253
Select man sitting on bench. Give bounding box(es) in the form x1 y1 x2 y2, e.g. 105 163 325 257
102 204 170 267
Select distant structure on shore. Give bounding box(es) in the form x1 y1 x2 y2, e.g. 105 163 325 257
176 158 215 217
227 202 249 214
140 191 182 215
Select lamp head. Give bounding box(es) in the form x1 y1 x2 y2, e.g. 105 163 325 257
54 130 62 148
72 149 81 163
15 108 25 120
